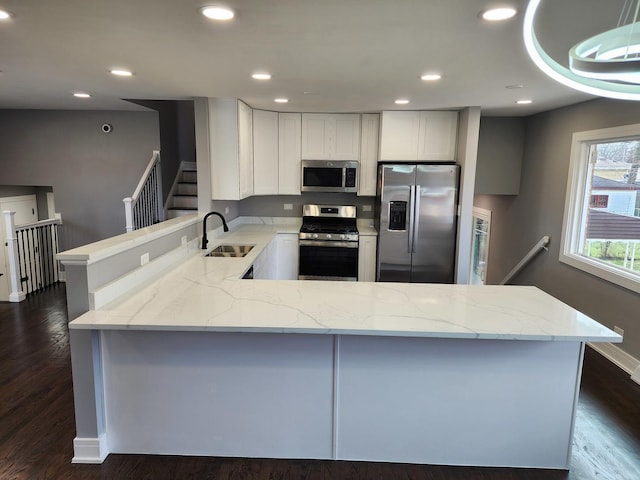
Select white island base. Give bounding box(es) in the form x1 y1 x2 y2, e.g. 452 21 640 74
85 329 584 469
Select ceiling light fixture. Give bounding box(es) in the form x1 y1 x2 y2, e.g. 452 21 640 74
201 5 235 21
110 69 133 77
420 73 442 81
481 7 517 21
252 73 271 80
394 99 410 105
274 98 288 103
523 0 640 100
73 92 91 98
516 99 533 104
0 10 12 20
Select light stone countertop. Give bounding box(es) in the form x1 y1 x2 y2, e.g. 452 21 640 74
68 225 621 343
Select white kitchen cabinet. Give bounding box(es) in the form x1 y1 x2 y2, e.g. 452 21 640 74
301 114 361 160
253 110 279 196
278 113 302 195
209 99 254 200
275 233 299 280
379 111 458 162
253 238 277 280
358 235 377 282
358 113 380 196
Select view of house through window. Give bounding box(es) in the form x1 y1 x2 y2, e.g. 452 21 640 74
580 140 640 275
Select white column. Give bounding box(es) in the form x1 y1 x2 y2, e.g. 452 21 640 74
122 197 134 233
3 211 26 302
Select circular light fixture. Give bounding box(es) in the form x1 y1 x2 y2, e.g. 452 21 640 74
274 98 288 103
201 5 235 21
0 10 12 20
394 99 410 105
505 84 524 89
481 7 517 21
420 73 442 81
523 0 640 100
516 99 533 104
252 73 271 80
110 69 133 77
74 92 91 98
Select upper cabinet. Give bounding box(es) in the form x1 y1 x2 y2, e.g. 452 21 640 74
379 111 458 162
209 99 254 200
253 110 279 196
301 114 361 160
278 113 302 195
475 117 524 195
358 113 380 197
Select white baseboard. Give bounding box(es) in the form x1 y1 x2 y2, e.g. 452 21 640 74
588 342 640 385
72 434 109 464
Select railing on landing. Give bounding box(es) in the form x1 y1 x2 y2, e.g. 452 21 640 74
499 236 550 285
3 211 62 301
123 150 163 232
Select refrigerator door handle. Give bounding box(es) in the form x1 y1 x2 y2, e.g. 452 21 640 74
408 185 416 253
413 185 421 254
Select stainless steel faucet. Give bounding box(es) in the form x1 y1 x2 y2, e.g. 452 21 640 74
201 211 229 249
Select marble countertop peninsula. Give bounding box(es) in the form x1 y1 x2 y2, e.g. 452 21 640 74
68 225 620 343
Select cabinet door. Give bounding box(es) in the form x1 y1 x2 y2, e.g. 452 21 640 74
278 113 302 195
238 101 254 199
358 113 379 196
379 111 420 161
417 111 458 161
301 114 330 159
334 114 361 160
358 235 377 282
210 98 240 200
253 110 279 195
276 233 299 280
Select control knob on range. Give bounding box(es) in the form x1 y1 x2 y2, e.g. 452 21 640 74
340 234 346 240
313 233 318 239
326 234 332 239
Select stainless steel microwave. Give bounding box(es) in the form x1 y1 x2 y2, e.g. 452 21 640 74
301 160 358 193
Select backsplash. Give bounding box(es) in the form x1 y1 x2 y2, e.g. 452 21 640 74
239 194 376 219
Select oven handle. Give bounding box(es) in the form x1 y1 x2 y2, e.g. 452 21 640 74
299 240 359 248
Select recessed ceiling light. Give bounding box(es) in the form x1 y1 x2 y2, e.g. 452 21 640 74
274 98 288 103
481 7 517 21
201 5 235 21
420 74 442 81
505 84 524 89
252 73 271 80
110 69 133 77
395 99 410 105
73 92 91 98
516 99 533 104
0 10 12 20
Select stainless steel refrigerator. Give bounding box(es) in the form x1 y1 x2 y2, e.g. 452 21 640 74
375 163 460 283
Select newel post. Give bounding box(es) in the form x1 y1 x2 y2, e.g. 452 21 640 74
3 211 26 302
123 197 134 233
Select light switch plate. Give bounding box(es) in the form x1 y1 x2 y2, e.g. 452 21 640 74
140 252 150 266
362 205 372 212
283 203 293 210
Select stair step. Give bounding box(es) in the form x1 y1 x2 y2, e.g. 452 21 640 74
172 195 198 209
177 183 198 195
167 207 198 219
181 170 197 183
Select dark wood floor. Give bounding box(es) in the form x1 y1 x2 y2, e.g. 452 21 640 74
1 284 639 480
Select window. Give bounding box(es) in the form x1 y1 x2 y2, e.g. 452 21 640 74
561 124 640 294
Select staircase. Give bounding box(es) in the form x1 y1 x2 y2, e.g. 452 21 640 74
166 167 198 219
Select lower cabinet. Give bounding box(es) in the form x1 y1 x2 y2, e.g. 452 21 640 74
358 235 377 282
275 233 299 280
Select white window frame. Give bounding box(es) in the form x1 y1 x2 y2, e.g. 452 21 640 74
560 123 640 294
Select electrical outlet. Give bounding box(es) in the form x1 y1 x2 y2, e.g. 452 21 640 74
181 235 188 246
614 326 624 337
283 203 293 211
362 205 372 212
140 253 150 266
224 207 229 215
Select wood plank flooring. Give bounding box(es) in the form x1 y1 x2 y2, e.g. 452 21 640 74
1 284 639 479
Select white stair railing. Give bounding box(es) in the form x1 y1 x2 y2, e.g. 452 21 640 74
123 150 163 232
500 236 550 285
3 211 62 301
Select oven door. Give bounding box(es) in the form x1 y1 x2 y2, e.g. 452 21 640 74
298 240 359 281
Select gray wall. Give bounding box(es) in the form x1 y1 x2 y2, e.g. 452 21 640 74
239 194 376 219
475 98 640 360
0 110 160 249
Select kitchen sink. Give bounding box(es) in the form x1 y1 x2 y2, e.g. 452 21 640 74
205 244 255 257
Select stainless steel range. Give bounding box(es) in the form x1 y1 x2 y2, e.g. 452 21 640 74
298 204 359 281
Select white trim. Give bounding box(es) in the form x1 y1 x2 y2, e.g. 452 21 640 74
71 434 109 464
588 342 640 384
560 124 640 294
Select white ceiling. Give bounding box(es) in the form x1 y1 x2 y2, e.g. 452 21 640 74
0 0 628 115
